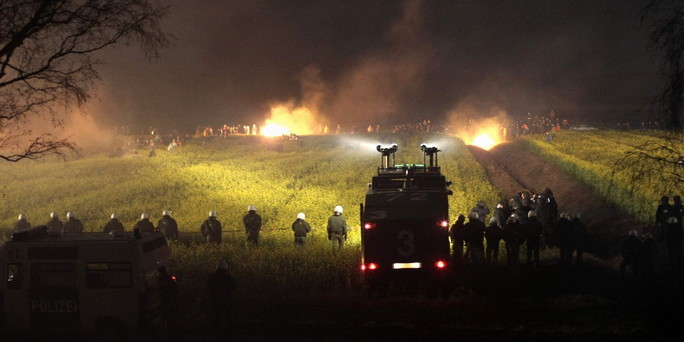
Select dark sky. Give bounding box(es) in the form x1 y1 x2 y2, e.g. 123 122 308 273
91 0 662 132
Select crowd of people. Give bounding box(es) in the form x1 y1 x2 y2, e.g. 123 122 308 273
12 204 349 252
620 195 684 282
450 189 586 269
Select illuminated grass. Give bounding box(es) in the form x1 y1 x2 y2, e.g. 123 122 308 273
0 133 503 303
520 130 680 224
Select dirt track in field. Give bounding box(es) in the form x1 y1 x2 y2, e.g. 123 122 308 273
469 140 643 257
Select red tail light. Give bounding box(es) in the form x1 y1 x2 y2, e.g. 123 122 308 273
364 222 376 230
435 260 447 269
439 220 449 228
361 262 378 271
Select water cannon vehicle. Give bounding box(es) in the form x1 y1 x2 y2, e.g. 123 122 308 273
361 144 452 294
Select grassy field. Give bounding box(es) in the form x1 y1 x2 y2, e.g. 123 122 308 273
0 133 501 310
520 130 683 225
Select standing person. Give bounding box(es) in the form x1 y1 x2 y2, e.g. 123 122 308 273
327 205 348 252
523 211 544 269
45 212 63 233
503 215 522 267
201 211 223 244
465 212 486 264
665 216 682 275
470 201 490 224
62 211 84 233
485 217 503 265
13 214 31 232
572 213 587 264
133 213 155 233
656 196 673 240
158 210 179 240
291 212 312 247
493 201 509 228
103 213 125 234
673 195 683 230
243 205 262 246
555 213 574 267
450 215 466 259
207 260 236 341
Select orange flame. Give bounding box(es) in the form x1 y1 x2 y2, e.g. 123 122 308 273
261 103 317 137
459 125 503 150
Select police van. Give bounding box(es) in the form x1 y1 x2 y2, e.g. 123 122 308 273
361 144 452 294
0 226 173 333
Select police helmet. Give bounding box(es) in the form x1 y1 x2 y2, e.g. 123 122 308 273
247 205 257 212
297 212 305 220
489 217 497 224
163 209 172 216
510 213 519 219
628 230 638 236
66 211 74 219
334 205 344 213
469 212 479 219
560 212 569 219
141 213 149 220
50 211 58 219
669 216 678 224
209 210 218 218
528 210 536 218
18 213 26 221
574 213 582 219
110 213 117 219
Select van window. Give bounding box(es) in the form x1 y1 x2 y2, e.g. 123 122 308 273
30 263 76 288
7 264 22 289
86 263 132 288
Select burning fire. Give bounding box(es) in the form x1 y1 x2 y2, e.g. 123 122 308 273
471 134 496 150
459 125 503 151
260 103 317 137
261 122 291 137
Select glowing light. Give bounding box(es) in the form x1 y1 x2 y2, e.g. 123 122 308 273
260 102 318 136
471 133 496 150
439 220 449 228
364 222 376 230
261 123 290 137
435 260 447 269
393 262 422 269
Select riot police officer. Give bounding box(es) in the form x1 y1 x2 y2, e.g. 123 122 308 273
104 213 125 234
13 214 31 232
292 212 312 247
202 211 223 244
158 209 179 240
62 211 84 233
485 217 503 264
134 213 155 233
45 212 63 233
243 205 262 246
327 205 348 252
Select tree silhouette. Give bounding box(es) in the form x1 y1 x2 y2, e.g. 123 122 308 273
642 0 684 132
0 0 170 162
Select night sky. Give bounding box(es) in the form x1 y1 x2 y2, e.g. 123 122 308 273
89 0 662 132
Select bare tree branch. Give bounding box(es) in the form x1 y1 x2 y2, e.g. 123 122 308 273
0 0 170 162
